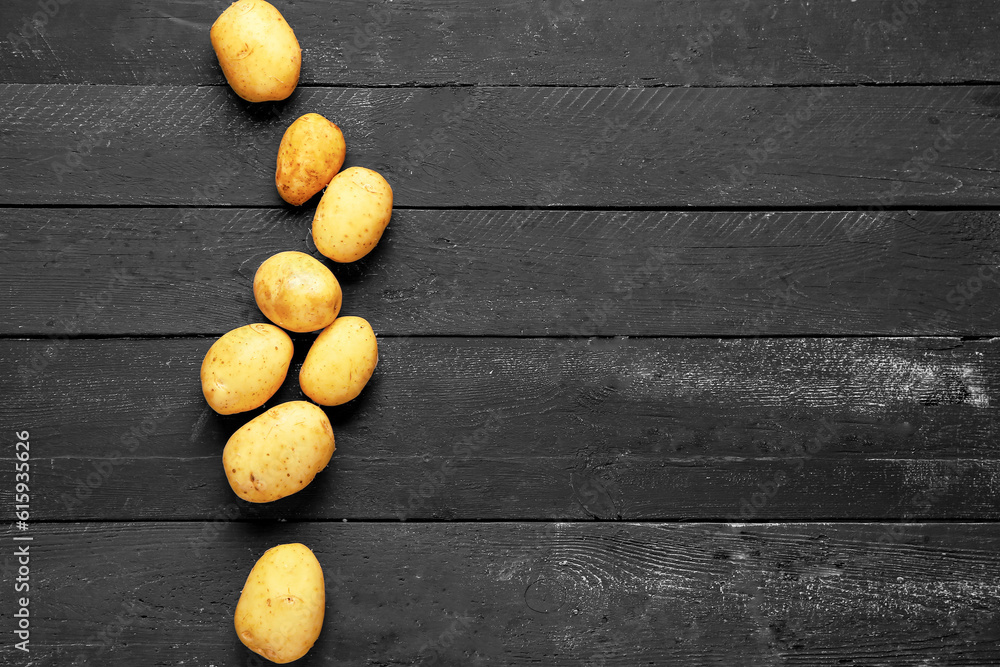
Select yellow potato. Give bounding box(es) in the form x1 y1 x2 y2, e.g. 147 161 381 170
312 166 393 263
276 113 346 206
201 323 293 415
254 251 342 333
299 316 378 406
223 401 335 503
235 543 325 664
211 0 301 103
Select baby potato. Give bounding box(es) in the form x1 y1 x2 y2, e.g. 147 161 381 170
312 166 393 263
299 316 378 406
235 543 325 664
224 401 335 503
211 0 301 103
201 323 293 415
276 113 346 206
254 251 342 333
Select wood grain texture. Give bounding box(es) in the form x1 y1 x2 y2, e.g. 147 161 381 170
2 85 999 207
4 522 1000 665
2 337 996 521
2 0 1000 86
4 207 1000 337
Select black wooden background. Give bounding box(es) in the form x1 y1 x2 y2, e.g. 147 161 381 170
2 1 1000 665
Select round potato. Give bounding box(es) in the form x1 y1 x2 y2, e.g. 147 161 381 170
235 543 325 664
311 167 393 263
276 113 346 206
224 401 335 503
299 316 378 406
211 0 301 103
201 323 293 415
254 251 342 333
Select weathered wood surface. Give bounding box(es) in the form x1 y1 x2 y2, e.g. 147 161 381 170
4 207 1000 337
2 85 999 207
2 336 996 521
4 522 1000 665
2 0 1000 87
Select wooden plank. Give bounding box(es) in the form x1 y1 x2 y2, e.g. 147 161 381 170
2 0 1000 86
3 207 1000 337
2 337 997 521
2 85 999 207
7 521 1000 665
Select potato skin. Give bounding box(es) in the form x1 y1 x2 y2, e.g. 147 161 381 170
276 114 346 206
235 543 325 664
311 167 393 263
254 251 342 333
223 401 335 503
299 316 378 406
211 0 301 103
201 323 293 415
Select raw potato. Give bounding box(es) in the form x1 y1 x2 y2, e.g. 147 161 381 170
201 323 293 415
276 113 346 206
211 0 301 103
235 543 325 664
254 251 342 333
312 166 393 263
223 401 335 503
300 316 378 406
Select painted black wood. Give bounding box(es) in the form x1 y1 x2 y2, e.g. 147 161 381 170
5 522 1000 665
3 207 999 337
2 0 999 663
2 336 996 521
2 0 999 86
2 85 999 207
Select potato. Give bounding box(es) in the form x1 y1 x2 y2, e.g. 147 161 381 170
300 316 378 406
223 401 335 503
235 543 325 664
254 251 342 333
312 167 393 263
211 0 301 103
276 113 346 206
201 323 293 415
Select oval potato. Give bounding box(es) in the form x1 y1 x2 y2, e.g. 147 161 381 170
254 251 342 333
276 113 346 206
211 0 301 103
224 401 335 503
201 323 293 415
235 543 325 664
299 316 378 406
312 166 393 263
